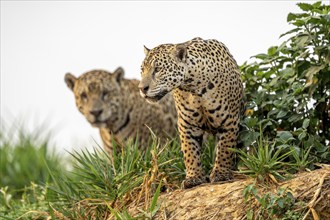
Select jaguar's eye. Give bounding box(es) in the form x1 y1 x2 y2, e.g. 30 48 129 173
102 91 109 100
153 67 161 76
80 92 88 102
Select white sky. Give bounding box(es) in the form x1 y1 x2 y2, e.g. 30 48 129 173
1 0 321 153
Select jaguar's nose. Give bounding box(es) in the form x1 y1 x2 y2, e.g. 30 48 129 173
138 84 149 95
90 109 103 118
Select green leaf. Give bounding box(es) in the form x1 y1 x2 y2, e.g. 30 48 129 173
309 16 322 25
295 35 309 47
254 53 269 60
269 77 279 87
277 131 295 143
312 9 324 14
268 109 278 117
286 191 295 202
288 114 302 123
323 14 330 23
240 131 260 147
302 118 310 129
246 209 253 220
312 1 322 8
277 197 284 208
281 68 294 78
149 181 162 212
287 13 298 22
48 203 56 219
276 110 288 119
244 117 259 128
288 76 297 84
298 132 307 140
305 65 325 87
287 13 309 22
293 19 306 27
243 184 256 202
268 46 278 56
297 3 313 12
262 120 273 130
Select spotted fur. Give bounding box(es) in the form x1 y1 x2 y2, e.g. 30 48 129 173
139 38 243 188
65 67 177 156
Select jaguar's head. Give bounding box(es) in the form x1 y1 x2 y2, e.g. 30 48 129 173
139 44 188 103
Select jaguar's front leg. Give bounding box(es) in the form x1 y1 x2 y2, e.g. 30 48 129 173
100 129 113 154
178 119 207 189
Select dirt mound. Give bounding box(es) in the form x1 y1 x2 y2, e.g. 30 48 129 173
151 166 330 219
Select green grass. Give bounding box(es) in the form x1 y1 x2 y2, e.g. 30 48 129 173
0 123 316 219
232 132 293 184
0 125 218 219
0 138 65 196
47 137 185 219
0 124 68 219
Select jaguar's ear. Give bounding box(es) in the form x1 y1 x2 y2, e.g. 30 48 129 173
175 44 187 63
64 73 77 91
144 45 150 56
113 67 125 83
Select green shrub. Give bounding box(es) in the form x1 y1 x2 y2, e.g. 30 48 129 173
243 183 305 220
239 1 330 164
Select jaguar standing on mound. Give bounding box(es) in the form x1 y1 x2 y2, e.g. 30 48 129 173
139 38 243 189
65 67 177 156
